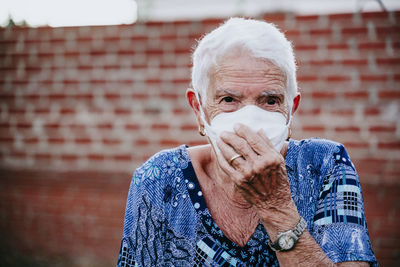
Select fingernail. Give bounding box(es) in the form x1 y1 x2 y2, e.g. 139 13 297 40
234 124 240 132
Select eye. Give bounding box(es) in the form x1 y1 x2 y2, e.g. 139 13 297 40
266 97 281 105
221 96 234 103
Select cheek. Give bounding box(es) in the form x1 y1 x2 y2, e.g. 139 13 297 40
203 102 220 123
278 101 290 121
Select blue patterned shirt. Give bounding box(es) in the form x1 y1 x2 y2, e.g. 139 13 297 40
118 138 378 266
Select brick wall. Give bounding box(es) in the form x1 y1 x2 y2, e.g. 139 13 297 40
0 11 399 266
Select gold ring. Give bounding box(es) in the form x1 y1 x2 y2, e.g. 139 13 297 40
229 154 242 164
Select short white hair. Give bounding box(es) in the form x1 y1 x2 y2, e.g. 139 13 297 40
191 17 298 109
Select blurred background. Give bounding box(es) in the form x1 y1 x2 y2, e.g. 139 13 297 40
0 0 399 266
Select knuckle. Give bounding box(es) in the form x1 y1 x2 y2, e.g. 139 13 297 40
234 173 245 183
253 162 265 174
236 139 248 152
242 166 252 178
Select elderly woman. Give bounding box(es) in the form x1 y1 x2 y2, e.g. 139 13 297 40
117 18 377 266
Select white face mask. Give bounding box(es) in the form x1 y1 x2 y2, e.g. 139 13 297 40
196 93 290 154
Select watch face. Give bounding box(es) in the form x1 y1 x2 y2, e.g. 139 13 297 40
278 235 295 250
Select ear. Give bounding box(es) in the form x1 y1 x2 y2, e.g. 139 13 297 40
186 88 203 128
291 93 301 115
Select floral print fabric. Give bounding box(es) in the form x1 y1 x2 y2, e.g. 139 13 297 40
117 138 377 266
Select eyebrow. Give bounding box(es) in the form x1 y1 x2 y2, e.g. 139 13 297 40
215 88 243 98
259 90 285 98
214 88 285 99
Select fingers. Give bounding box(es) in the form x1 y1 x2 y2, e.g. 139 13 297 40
219 129 258 161
233 123 273 154
214 138 243 182
216 137 245 169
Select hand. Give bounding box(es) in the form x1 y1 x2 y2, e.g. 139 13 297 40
215 123 293 213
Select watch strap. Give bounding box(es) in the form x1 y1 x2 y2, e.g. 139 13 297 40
269 216 307 252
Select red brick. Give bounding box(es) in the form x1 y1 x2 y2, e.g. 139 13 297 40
34 153 52 160
114 108 131 115
146 79 161 85
0 122 11 128
125 124 140 131
88 154 105 161
369 126 396 133
160 93 179 100
117 50 135 56
172 78 190 84
59 108 75 115
97 123 113 130
201 18 224 26
331 109 354 116
378 91 400 99
131 93 148 99
61 154 79 161
361 12 389 20
358 42 386 50
364 107 381 116
376 26 400 35
35 108 51 114
104 65 120 70
285 30 300 38
146 49 163 56
173 108 188 115
302 126 325 132
181 124 197 131
131 35 148 41
16 122 32 128
335 126 360 133
328 13 353 21
376 58 400 65
311 92 336 98
174 48 191 55
378 141 400 150
113 154 132 161
342 27 368 35
48 138 65 144
310 29 332 35
102 139 121 145
342 142 369 149
135 139 149 146
325 75 351 82
294 44 318 50
151 124 169 130
263 13 286 22
0 137 14 142
75 138 91 144
104 93 120 100
344 91 369 98
24 137 40 144
327 43 348 50
342 59 368 66
360 75 388 82
297 76 318 82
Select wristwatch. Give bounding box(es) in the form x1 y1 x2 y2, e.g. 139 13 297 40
268 216 307 252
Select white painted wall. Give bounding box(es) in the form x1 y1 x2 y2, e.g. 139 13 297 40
135 0 400 21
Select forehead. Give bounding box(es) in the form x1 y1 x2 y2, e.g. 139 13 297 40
208 53 286 96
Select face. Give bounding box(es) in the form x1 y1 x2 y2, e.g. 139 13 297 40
202 52 289 124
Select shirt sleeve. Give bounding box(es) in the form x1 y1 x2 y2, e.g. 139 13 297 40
117 161 167 267
117 169 142 267
311 144 378 266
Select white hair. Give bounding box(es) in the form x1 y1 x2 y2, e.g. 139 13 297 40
191 17 298 110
